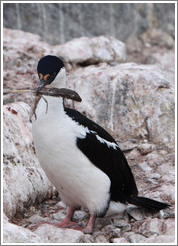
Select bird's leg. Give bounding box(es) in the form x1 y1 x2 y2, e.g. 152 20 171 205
29 207 95 233
29 206 78 231
67 214 96 234
82 215 96 234
55 206 77 228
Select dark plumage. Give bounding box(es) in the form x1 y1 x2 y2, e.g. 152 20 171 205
64 107 170 213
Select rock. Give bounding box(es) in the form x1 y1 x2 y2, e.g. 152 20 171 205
67 62 174 148
152 49 175 86
73 210 87 221
151 183 175 202
139 218 166 237
162 218 175 235
33 224 84 243
138 161 153 173
149 172 161 180
95 218 111 229
95 234 109 243
126 232 147 243
27 214 44 224
159 210 174 219
127 208 145 221
123 224 132 232
137 143 153 155
3 28 51 105
112 228 121 237
102 224 120 236
3 102 55 219
3 218 43 243
117 139 138 152
126 35 175 76
50 210 66 221
53 36 126 67
143 234 175 243
112 237 129 243
141 218 175 243
56 201 67 209
102 224 117 232
140 28 175 49
113 218 128 228
157 163 175 183
82 234 95 243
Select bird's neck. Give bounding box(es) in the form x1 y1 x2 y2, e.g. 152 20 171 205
47 67 66 90
34 68 67 117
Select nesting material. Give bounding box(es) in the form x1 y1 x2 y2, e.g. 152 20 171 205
3 87 82 103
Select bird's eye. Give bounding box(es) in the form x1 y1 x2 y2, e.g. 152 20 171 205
51 72 56 78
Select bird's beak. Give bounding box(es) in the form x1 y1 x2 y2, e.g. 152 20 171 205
36 79 46 94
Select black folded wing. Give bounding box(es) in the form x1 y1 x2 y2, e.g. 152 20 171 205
64 107 138 203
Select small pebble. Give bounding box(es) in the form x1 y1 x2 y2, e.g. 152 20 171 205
113 218 128 228
56 201 67 209
127 233 147 243
123 224 132 232
82 234 95 243
50 210 66 220
138 161 152 172
95 234 109 243
112 228 121 237
159 210 174 219
112 237 129 243
150 172 161 179
138 143 152 155
27 214 45 224
128 208 145 221
73 210 87 221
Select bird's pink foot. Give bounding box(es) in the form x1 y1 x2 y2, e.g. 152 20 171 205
73 214 96 234
54 220 79 228
28 208 95 234
29 219 81 231
29 206 77 231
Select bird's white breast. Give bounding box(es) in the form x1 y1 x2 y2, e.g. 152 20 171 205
32 96 111 215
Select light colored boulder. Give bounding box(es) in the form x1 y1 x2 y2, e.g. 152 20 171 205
126 232 147 243
3 102 55 219
67 62 174 148
3 216 43 243
53 36 126 66
143 235 175 243
33 224 84 243
112 237 129 243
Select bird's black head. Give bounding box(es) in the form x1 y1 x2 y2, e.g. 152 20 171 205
36 55 65 93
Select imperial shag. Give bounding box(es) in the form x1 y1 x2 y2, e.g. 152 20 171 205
32 55 169 234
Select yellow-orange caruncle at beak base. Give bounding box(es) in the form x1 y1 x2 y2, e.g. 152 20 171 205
44 74 51 81
38 73 51 81
39 73 43 80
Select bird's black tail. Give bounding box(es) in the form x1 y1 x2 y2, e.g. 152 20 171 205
130 196 170 212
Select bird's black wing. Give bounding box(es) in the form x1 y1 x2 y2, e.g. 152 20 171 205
64 107 117 143
64 107 138 203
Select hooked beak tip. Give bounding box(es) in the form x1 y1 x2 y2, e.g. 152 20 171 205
36 80 45 94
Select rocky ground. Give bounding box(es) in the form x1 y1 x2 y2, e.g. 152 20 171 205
10 195 175 243
3 28 175 243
